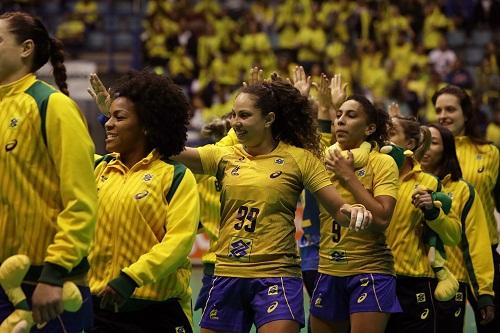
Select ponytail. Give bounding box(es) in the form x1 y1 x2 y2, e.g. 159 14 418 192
49 37 69 96
414 125 431 161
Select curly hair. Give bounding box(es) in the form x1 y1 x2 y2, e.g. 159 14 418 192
239 76 321 158
111 70 190 157
344 95 389 148
0 12 69 95
431 85 488 145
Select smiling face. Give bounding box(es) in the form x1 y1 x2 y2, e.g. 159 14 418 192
421 126 444 173
231 92 273 148
334 99 373 150
435 93 465 136
104 97 147 159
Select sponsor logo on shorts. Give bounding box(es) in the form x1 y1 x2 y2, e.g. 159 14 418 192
357 293 368 303
359 278 369 287
228 237 252 261
421 308 429 319
268 285 279 296
175 327 186 333
134 190 149 199
331 250 347 263
455 292 463 302
210 308 218 320
455 308 462 317
267 301 279 313
143 173 153 181
314 295 323 308
416 293 426 303
275 158 284 164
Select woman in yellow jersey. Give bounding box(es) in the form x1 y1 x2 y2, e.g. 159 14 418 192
309 75 402 333
88 71 199 333
385 115 461 333
0 12 97 331
432 85 500 332
173 74 373 333
421 124 495 331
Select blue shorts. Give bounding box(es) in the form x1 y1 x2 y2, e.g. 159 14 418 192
194 272 213 311
310 273 401 321
0 283 93 332
200 276 305 332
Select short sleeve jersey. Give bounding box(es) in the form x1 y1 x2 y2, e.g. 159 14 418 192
197 141 332 278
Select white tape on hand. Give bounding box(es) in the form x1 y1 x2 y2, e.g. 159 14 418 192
355 210 363 230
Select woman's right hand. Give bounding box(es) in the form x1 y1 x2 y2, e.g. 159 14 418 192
340 203 373 231
330 73 348 110
88 73 111 117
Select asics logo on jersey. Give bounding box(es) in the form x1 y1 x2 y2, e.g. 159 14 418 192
268 285 279 296
421 308 429 319
274 158 284 164
270 171 282 178
454 308 461 317
477 166 484 173
455 292 463 302
5 140 17 152
267 301 279 313
231 166 240 175
357 293 368 303
9 118 18 127
134 190 149 199
416 293 426 303
229 239 251 259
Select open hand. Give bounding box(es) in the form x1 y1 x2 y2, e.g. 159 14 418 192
88 73 111 116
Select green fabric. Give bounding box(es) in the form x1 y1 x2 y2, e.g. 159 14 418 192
38 262 69 286
24 81 57 147
318 119 332 133
163 161 187 204
432 192 452 214
108 272 138 299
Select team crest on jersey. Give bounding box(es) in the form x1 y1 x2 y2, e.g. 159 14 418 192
270 171 282 178
175 327 186 333
455 292 463 302
5 140 17 152
331 250 347 263
143 173 153 181
274 158 284 165
228 237 252 262
100 175 108 182
268 285 279 296
231 165 240 176
9 118 18 128
476 154 483 160
134 190 149 199
416 293 426 303
356 169 366 177
238 156 245 161
447 192 454 199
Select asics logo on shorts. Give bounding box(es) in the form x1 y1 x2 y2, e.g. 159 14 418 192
416 293 426 303
420 308 429 319
268 285 279 296
455 308 461 317
357 293 367 303
267 301 279 313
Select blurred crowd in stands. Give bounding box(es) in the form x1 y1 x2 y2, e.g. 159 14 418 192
2 0 500 146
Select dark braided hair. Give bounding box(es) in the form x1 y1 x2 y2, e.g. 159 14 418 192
240 75 321 158
0 12 69 95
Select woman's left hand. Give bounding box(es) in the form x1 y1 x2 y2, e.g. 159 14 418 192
325 148 355 183
99 285 126 312
411 189 434 211
340 204 373 231
290 65 312 97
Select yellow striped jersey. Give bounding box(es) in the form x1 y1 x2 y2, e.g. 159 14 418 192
89 150 199 310
455 136 499 244
386 161 461 277
318 149 399 276
441 176 494 305
197 141 332 278
0 74 96 283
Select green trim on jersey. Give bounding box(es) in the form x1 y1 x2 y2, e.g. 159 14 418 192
460 181 479 296
24 81 57 146
164 160 186 204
